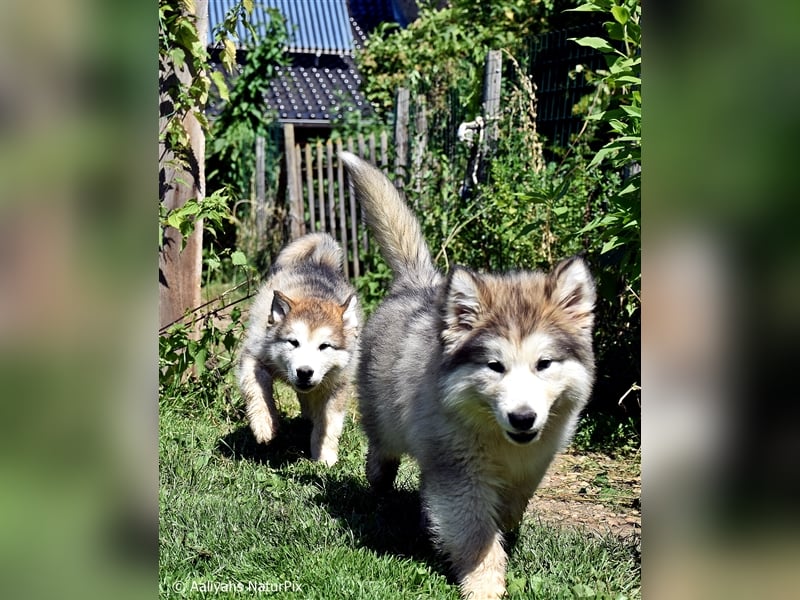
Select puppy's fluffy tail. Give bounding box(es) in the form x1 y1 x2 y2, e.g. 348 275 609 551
273 232 343 273
340 151 437 287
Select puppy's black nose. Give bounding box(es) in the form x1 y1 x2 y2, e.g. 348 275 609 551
508 411 536 431
296 367 314 382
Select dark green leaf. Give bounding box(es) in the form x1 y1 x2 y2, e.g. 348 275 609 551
553 177 571 202
514 222 540 239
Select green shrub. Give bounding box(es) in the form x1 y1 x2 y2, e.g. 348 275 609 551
569 0 641 413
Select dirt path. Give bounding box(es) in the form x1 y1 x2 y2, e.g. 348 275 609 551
528 451 641 548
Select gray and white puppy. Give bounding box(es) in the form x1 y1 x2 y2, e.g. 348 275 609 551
341 152 596 599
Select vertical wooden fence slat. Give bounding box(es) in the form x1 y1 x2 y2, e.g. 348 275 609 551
295 143 305 236
346 136 359 279
335 138 349 279
363 132 376 253
412 94 428 203
394 87 409 188
357 133 366 159
284 123 302 240
326 139 336 242
380 130 389 176
316 140 325 231
368 131 376 165
304 143 315 232
255 135 266 237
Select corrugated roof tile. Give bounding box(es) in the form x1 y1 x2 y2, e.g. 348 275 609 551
208 0 355 55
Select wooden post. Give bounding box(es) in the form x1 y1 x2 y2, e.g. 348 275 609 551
284 123 302 240
482 50 502 163
158 0 208 330
394 87 409 188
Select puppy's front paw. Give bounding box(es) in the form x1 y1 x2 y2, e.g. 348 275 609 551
315 448 338 467
460 577 505 600
249 417 276 445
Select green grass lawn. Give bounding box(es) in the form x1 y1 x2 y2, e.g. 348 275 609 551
159 379 640 599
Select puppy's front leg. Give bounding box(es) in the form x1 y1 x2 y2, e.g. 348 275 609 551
238 354 280 445
423 474 507 599
302 387 348 466
457 532 507 600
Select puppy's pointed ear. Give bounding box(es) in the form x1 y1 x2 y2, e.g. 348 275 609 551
442 267 483 348
340 294 359 332
269 291 293 325
549 257 596 331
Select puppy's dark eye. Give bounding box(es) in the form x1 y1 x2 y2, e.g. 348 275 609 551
487 360 505 374
536 359 552 371
319 342 332 351
286 339 299 348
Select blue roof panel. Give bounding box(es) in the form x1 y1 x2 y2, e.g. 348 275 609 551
208 0 354 54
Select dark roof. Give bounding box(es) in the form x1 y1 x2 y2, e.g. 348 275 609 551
208 0 400 126
209 0 355 55
265 54 370 124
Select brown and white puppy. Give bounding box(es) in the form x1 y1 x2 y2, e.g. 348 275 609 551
237 233 360 466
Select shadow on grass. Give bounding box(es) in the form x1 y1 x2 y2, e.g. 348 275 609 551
322 476 429 552
216 418 313 469
299 470 456 584
217 420 453 583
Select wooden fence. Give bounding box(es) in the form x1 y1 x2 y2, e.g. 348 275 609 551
275 50 504 280
283 128 393 280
